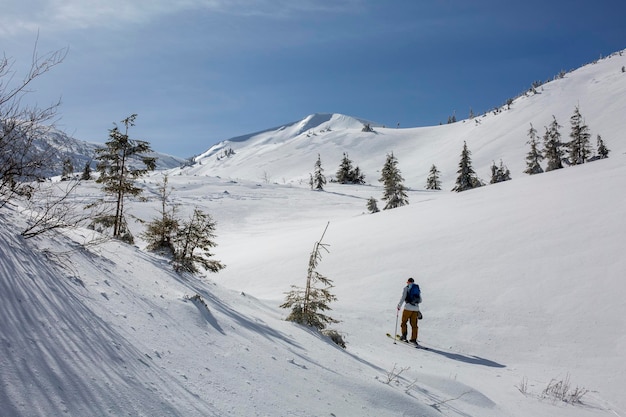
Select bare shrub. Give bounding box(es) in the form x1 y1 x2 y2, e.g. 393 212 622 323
1 42 67 208
382 363 409 385
515 376 529 395
541 374 588 404
321 329 346 349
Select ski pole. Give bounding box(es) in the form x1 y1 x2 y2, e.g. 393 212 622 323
393 308 399 344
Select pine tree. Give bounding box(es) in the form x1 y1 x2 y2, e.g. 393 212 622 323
596 134 610 159
280 223 338 330
490 160 511 184
568 106 592 165
336 153 365 184
142 175 179 256
452 141 482 192
425 164 442 190
61 157 73 181
310 154 326 191
524 123 544 175
543 116 564 172
351 165 366 184
366 197 379 213
172 208 225 274
378 152 409 210
336 153 354 184
94 114 157 242
80 161 92 181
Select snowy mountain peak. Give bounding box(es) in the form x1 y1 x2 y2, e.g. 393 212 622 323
193 113 377 162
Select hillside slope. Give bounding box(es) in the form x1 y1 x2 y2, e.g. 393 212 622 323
181 50 626 189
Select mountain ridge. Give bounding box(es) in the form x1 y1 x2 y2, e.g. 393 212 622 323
178 49 626 189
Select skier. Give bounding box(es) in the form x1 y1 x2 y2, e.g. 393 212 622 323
397 278 421 345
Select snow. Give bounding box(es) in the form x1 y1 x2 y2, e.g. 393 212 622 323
2 50 626 416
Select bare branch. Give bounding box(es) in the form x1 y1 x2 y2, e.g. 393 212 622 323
1 42 67 208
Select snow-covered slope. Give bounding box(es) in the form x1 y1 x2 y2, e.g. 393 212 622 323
182 51 626 190
1 49 626 417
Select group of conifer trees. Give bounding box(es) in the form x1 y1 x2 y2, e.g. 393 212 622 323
441 106 609 193
90 114 225 274
309 152 409 213
310 105 610 210
524 106 609 175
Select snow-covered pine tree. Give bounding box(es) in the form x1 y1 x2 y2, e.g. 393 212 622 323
310 154 326 191
452 141 482 192
336 152 353 184
568 105 592 165
490 160 511 184
366 197 379 213
350 165 366 184
596 134 610 159
281 223 338 331
524 123 544 175
425 164 442 190
336 153 365 184
378 152 409 209
543 116 564 172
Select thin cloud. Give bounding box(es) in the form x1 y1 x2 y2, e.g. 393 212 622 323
0 0 363 35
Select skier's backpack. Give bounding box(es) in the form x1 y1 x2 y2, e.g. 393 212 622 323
406 284 422 305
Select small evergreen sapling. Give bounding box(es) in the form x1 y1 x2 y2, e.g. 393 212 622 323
172 208 225 274
361 123 375 132
543 116 564 172
281 223 338 331
524 123 544 175
490 160 511 184
452 141 483 192
366 197 379 213
596 135 610 159
142 175 179 256
309 154 326 191
568 106 592 165
425 164 442 190
378 152 409 209
143 176 225 274
61 157 73 181
80 161 92 181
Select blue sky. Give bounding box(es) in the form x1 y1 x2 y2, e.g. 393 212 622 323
2 0 625 157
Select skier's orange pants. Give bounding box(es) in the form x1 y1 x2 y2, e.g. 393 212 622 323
401 309 419 341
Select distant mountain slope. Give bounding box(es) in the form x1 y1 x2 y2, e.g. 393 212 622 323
180 50 626 189
15 126 186 178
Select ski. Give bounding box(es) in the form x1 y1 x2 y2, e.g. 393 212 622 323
386 333 429 350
